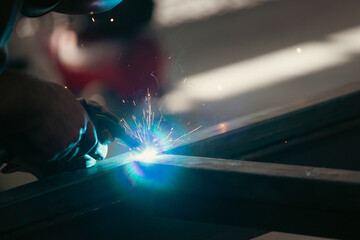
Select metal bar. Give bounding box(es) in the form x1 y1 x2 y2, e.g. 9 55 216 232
135 155 360 239
169 90 360 170
174 89 360 155
0 156 134 238
1 154 360 239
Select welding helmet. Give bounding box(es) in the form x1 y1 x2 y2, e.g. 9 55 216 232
21 0 123 17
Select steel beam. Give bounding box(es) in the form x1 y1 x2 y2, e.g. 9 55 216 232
1 154 360 239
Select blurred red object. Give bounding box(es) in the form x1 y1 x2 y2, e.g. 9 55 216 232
50 29 167 98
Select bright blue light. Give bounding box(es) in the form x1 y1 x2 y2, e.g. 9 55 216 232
133 148 158 162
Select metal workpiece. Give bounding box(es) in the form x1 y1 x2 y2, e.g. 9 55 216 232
170 90 360 171
1 154 360 239
135 155 360 239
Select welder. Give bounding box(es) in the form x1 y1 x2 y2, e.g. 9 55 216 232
0 0 129 178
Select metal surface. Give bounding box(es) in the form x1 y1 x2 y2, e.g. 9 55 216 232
1 154 360 239
170 89 360 170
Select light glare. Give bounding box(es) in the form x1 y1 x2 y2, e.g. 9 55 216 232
134 148 158 162
163 26 360 112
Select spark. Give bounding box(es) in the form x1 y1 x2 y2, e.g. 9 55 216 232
110 18 114 22
118 92 202 158
91 17 95 22
168 125 202 148
218 122 227 133
157 115 163 129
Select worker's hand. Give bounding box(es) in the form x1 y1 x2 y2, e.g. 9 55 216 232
0 71 122 178
79 98 140 149
78 98 125 145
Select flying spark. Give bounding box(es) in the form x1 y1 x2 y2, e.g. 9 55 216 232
118 91 202 160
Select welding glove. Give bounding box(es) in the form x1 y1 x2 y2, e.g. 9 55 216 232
0 71 125 178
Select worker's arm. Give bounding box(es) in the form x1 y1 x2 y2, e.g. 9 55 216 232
0 0 127 177
0 71 126 178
